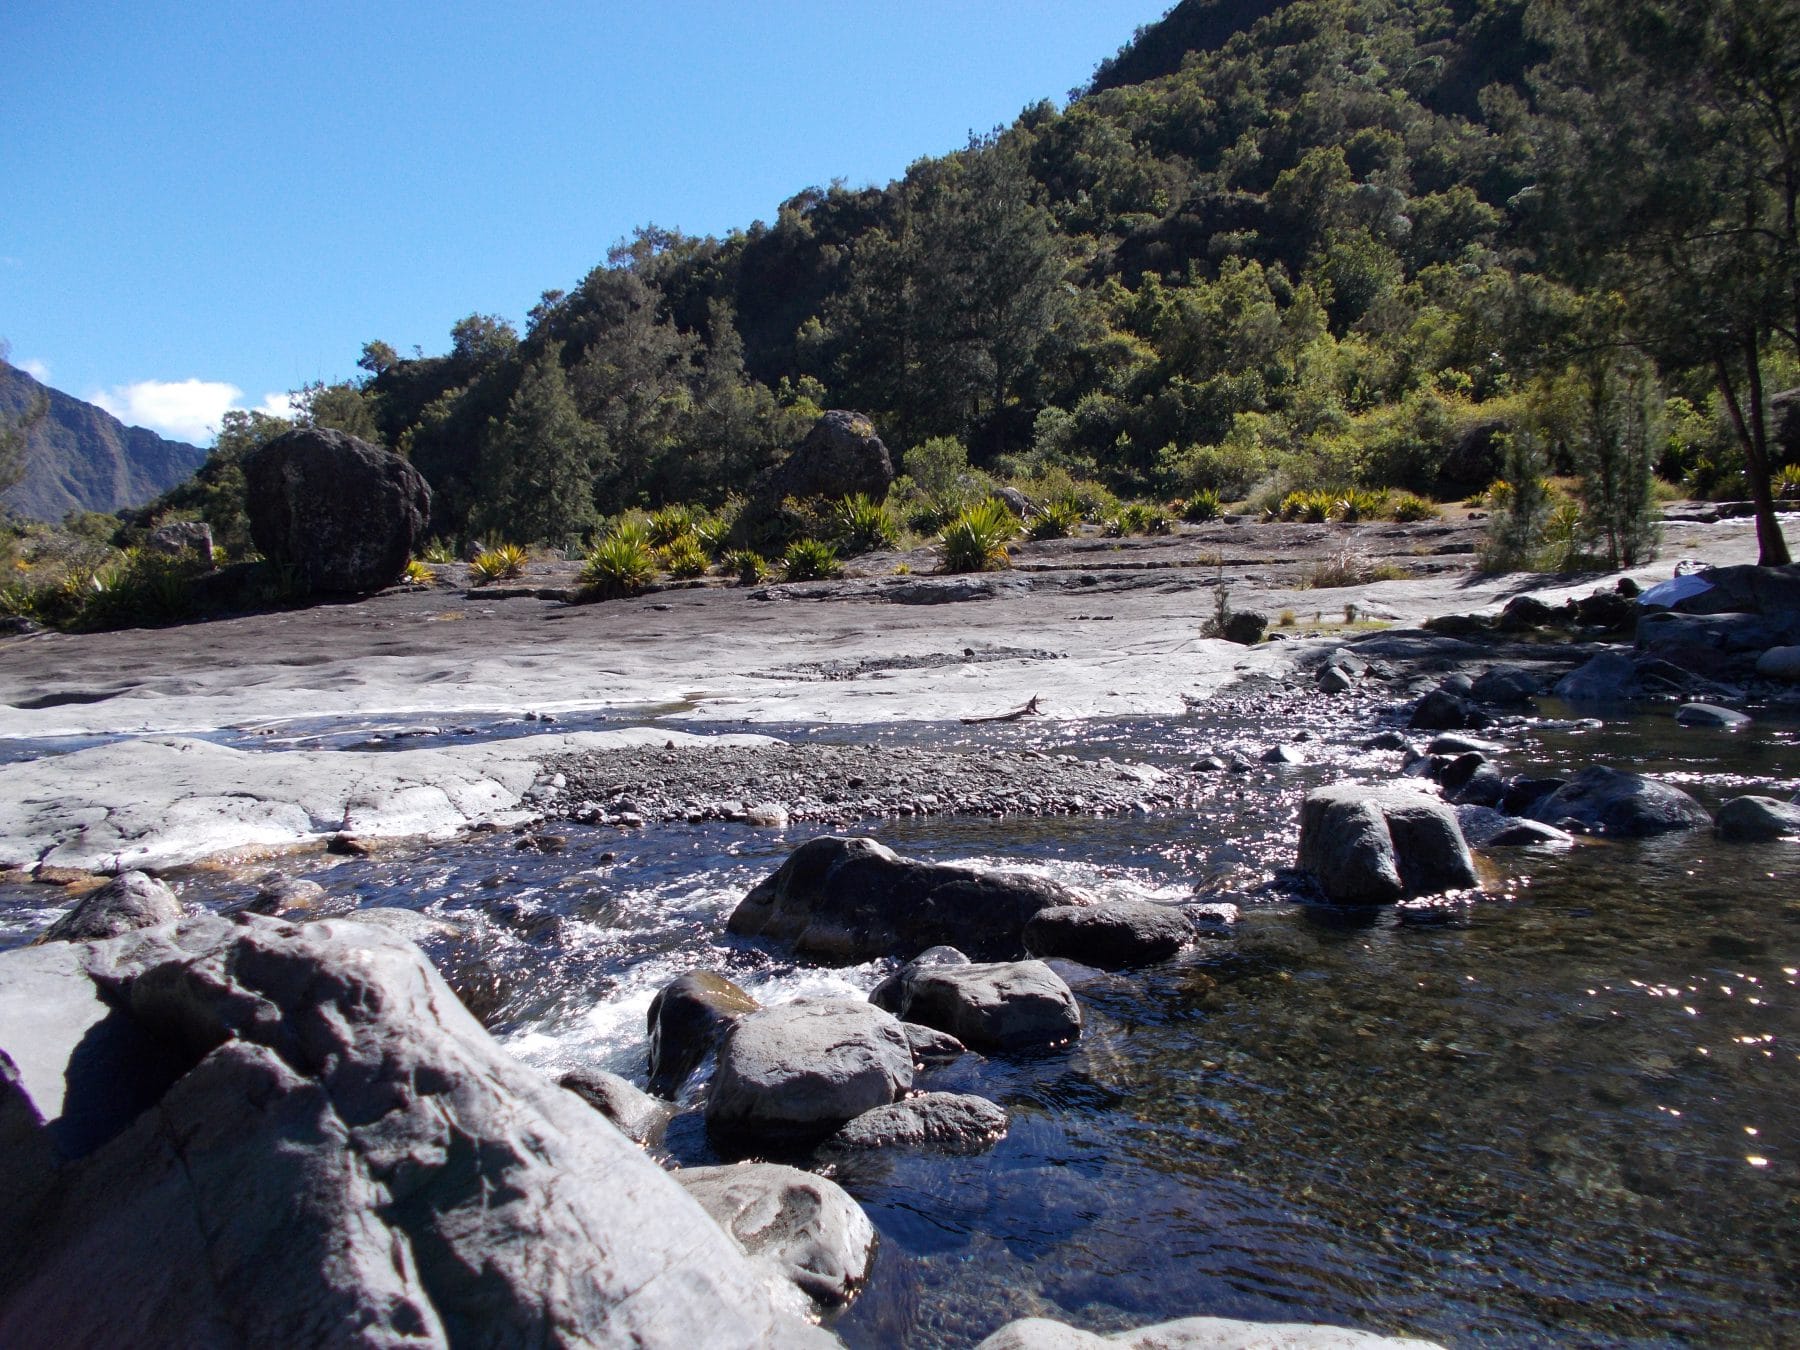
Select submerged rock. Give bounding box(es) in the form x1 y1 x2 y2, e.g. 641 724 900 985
647 970 761 1098
0 915 814 1348
1714 795 1800 841
36 871 182 943
1022 901 1193 969
1675 702 1751 729
673 1162 875 1314
706 999 913 1149
975 1314 1445 1348
824 1092 1009 1154
1297 783 1480 904
729 836 1090 962
870 954 1082 1053
1525 766 1712 837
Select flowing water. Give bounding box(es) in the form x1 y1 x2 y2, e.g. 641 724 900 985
3 703 1797 1347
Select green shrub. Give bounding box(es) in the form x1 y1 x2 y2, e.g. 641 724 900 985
938 499 1017 573
1106 501 1171 536
831 493 899 555
1027 497 1084 541
721 548 770 585
469 543 528 584
419 538 457 564
580 534 658 598
647 504 698 547
1331 488 1389 522
1279 490 1334 523
1389 493 1441 521
402 560 434 585
660 535 710 578
1776 464 1800 499
1181 489 1224 522
782 538 841 581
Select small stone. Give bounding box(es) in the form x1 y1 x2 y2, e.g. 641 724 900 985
1676 703 1751 729
745 803 790 828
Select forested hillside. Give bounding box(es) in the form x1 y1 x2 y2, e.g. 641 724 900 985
169 0 1800 565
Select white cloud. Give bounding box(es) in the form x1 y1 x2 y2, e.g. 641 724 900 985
256 390 304 419
19 358 50 382
90 378 247 444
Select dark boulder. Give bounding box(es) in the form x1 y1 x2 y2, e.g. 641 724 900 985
1496 595 1563 632
1675 702 1751 729
1297 783 1480 904
0 915 813 1347
1714 795 1800 842
647 970 761 1098
1022 901 1192 969
1470 665 1542 706
243 427 431 595
754 410 894 506
1525 766 1712 837
728 836 1090 963
559 1067 674 1146
870 954 1081 1053
37 871 183 944
1552 651 1644 701
145 521 214 563
1637 610 1800 676
1409 685 1490 731
1455 805 1575 849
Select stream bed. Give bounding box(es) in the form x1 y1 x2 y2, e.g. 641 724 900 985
2 701 1796 1346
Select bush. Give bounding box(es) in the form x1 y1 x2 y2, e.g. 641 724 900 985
1279 490 1334 523
938 499 1017 573
782 538 841 581
1331 488 1389 522
721 548 770 585
419 538 457 564
1106 501 1171 536
1304 546 1406 589
647 504 698 547
831 493 899 555
1026 497 1084 541
580 534 658 598
660 535 710 578
1389 493 1441 521
402 560 434 585
469 543 528 584
1181 489 1224 522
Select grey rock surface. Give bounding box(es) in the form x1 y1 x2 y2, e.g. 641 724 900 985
559 1067 675 1145
1714 794 1800 841
243 426 431 594
1755 645 1800 680
0 914 814 1349
37 870 183 943
674 1162 875 1314
706 999 913 1149
870 957 1082 1053
146 520 214 561
754 410 894 506
1022 901 1193 969
729 836 1091 962
1297 783 1480 904
824 1092 1008 1154
903 1022 967 1065
1525 766 1712 837
1552 651 1643 701
974 1314 1444 1349
648 970 761 1098
1454 806 1574 849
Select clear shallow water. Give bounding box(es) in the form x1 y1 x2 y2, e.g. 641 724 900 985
2 704 1797 1347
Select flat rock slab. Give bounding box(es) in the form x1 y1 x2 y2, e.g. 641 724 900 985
976 1315 1445 1349
706 999 913 1149
673 1161 875 1315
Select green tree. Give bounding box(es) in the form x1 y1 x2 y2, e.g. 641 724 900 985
293 380 380 440
1529 0 1796 563
474 353 599 546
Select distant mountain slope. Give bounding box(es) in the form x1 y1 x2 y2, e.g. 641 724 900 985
0 362 208 521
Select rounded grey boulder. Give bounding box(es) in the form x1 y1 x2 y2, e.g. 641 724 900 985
1022 901 1192 969
754 409 894 505
1714 794 1800 841
243 426 431 594
647 970 761 1098
870 956 1082 1053
1297 783 1480 904
1524 766 1712 837
706 999 914 1149
559 1067 675 1146
38 871 182 944
825 1092 1008 1154
975 1314 1445 1348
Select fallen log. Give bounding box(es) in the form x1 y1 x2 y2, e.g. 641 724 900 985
960 695 1042 724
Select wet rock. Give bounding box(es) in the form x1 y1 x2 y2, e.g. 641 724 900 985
1501 776 1565 815
1361 731 1412 752
974 1314 1445 1348
36 871 182 943
1525 766 1712 837
246 871 333 915
1445 763 1507 808
242 426 431 595
902 1023 967 1066
728 836 1090 963
1409 685 1489 732
342 906 464 944
1297 783 1480 904
1755 646 1800 681
1637 611 1799 676
1434 752 1487 792
1260 743 1306 765
1675 703 1751 729
1425 734 1501 757
0 915 809 1347
823 1092 1009 1154
1496 595 1562 632
1455 806 1575 849
1714 795 1800 841
870 956 1081 1053
745 803 790 828
673 1162 875 1313
1471 665 1542 705
706 1000 913 1149
647 970 761 1099
1553 651 1642 701
559 1067 674 1146
1022 901 1193 969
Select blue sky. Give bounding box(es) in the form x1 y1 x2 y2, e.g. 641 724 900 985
2 2 1169 445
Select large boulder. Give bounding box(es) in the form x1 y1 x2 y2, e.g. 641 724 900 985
754 410 894 506
728 836 1091 963
1636 610 1800 676
36 870 183 943
975 1315 1444 1349
1714 795 1800 841
706 999 913 1150
0 915 822 1348
1525 765 1712 837
1297 783 1480 904
673 1162 875 1315
647 970 761 1098
243 427 431 595
1022 901 1193 969
870 952 1082 1053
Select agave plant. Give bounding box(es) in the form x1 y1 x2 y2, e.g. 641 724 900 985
1105 501 1169 536
660 534 710 578
720 548 771 585
1331 488 1390 523
1279 490 1334 524
647 504 698 548
1181 489 1224 523
1026 496 1083 541
938 499 1017 573
832 493 899 555
469 543 528 584
1389 492 1441 521
580 534 657 598
782 537 841 581
402 559 435 585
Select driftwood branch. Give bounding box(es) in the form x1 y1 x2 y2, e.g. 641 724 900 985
960 695 1042 724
